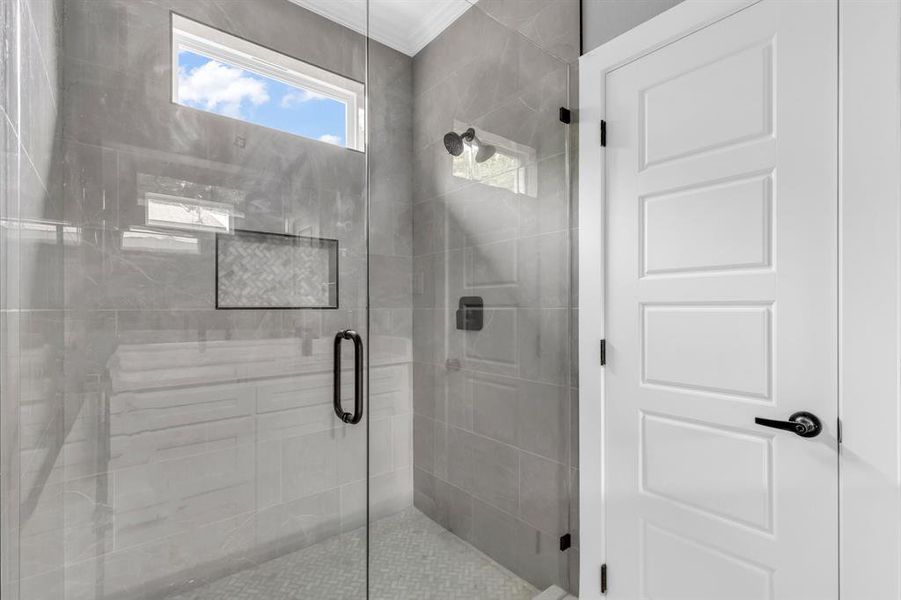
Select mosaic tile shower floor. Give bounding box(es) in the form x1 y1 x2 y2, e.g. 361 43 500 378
166 508 537 600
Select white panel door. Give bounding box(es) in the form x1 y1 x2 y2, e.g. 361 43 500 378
605 1 838 598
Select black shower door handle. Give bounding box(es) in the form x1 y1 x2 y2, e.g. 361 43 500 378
333 329 364 424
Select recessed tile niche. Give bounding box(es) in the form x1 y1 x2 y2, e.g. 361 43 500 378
216 230 338 309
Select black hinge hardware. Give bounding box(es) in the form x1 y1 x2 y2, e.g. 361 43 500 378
559 533 571 551
600 120 607 147
559 107 572 124
601 563 608 594
600 339 606 366
837 418 842 444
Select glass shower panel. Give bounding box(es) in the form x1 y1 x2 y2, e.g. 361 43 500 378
0 1 371 598
371 0 576 597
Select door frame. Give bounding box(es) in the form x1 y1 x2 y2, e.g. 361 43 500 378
577 1 901 598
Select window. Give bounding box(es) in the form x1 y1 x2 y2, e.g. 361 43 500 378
122 228 201 255
145 193 234 234
0 219 81 245
450 123 537 196
171 14 365 151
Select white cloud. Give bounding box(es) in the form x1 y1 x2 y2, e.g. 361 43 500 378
178 60 269 118
280 88 327 107
318 134 342 146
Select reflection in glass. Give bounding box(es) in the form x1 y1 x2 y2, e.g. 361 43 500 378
145 193 233 233
1 219 82 245
122 228 201 254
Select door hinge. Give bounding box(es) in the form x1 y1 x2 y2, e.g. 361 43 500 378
559 107 572 124
559 533 571 551
601 563 608 594
837 417 842 444
600 339 606 366
600 120 607 147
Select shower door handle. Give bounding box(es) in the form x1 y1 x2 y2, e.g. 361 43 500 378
333 329 364 424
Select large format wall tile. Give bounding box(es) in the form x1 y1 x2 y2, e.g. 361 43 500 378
413 467 474 542
473 0 581 63
446 426 519 515
470 496 568 592
2 3 67 598
0 0 18 130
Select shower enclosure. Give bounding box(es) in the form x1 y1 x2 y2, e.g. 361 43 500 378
0 0 578 598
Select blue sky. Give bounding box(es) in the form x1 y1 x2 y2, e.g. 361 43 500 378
177 50 347 146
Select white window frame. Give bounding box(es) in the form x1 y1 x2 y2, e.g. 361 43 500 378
171 13 365 151
144 192 235 234
451 120 538 196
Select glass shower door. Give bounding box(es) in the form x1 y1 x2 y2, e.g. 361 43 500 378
0 1 372 598
368 0 576 598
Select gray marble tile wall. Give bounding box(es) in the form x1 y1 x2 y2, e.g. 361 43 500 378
2 0 66 598
0 0 19 590
409 0 579 594
368 37 414 403
366 34 416 600
1 0 414 598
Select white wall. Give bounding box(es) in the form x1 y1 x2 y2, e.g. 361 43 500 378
581 0 684 54
839 2 901 598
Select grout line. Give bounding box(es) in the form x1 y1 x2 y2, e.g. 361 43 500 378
414 464 564 543
412 414 571 470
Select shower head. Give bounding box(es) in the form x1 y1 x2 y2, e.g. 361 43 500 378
475 142 496 163
443 131 465 157
443 127 496 163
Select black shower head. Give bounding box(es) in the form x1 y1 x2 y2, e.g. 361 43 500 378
443 131 465 156
443 127 495 163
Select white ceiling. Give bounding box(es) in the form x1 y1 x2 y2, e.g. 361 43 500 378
289 0 474 57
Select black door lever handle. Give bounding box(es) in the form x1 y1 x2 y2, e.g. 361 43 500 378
755 411 822 438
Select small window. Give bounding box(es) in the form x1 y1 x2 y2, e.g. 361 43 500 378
172 14 365 151
1 219 81 245
145 193 233 234
451 123 537 196
122 228 201 255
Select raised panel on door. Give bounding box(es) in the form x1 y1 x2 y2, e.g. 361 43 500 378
605 1 838 598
